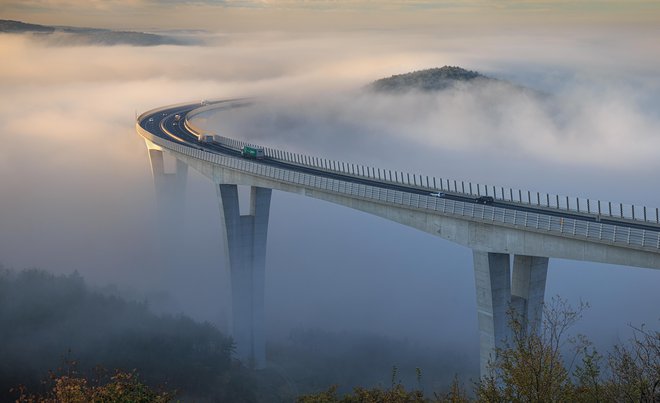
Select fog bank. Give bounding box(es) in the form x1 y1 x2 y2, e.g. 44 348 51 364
1 24 658 366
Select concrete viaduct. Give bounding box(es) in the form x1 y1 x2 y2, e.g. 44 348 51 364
136 99 660 376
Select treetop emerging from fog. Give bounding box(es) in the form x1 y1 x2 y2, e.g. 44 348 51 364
369 66 490 93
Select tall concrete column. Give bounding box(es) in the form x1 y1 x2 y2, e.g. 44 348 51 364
512 255 548 336
217 184 272 369
473 251 549 377
146 145 188 224
473 251 511 377
145 144 188 293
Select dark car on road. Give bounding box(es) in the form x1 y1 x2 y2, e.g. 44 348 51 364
475 196 494 205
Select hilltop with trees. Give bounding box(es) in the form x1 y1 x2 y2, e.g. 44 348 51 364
368 66 493 93
0 19 193 46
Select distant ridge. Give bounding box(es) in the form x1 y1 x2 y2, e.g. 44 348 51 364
0 19 54 33
0 19 193 46
369 66 495 92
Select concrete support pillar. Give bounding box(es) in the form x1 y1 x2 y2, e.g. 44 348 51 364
473 251 511 377
145 144 188 283
512 255 548 336
217 184 271 369
147 147 188 205
473 251 548 377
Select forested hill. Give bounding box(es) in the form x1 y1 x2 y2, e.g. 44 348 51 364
0 19 55 33
369 66 495 92
0 268 253 401
0 19 191 46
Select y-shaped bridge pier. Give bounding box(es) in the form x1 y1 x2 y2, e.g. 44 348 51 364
217 184 271 368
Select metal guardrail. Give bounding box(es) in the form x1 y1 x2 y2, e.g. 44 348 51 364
184 106 660 227
137 122 660 252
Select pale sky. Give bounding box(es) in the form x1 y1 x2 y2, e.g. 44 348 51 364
2 0 659 32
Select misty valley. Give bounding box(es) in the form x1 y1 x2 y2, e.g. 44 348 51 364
0 268 472 401
1 5 659 402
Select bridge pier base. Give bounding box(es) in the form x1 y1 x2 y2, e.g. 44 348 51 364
473 251 548 377
217 184 271 369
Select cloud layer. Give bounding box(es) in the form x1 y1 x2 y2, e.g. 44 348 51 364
1 22 659 369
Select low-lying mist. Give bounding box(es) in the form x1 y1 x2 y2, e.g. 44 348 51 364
199 70 660 198
1 23 659 397
0 267 245 401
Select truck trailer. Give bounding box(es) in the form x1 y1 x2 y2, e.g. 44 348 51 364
241 145 265 160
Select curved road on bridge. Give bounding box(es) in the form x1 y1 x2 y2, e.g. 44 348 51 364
138 101 660 234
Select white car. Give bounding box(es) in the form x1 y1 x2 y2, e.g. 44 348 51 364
430 192 446 197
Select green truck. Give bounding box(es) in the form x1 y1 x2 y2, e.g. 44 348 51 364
241 145 265 160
